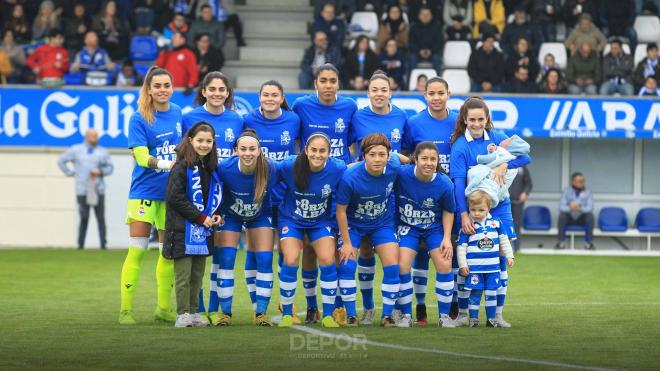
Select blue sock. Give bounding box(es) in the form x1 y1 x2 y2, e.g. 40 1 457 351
398 272 413 316
469 289 482 319
357 256 376 310
279 264 298 316
457 273 470 314
412 252 429 305
319 264 338 318
435 272 454 316
338 259 357 317
207 246 222 312
218 247 237 315
197 289 206 313
302 268 318 310
245 251 257 309
497 257 508 316
381 264 401 318
255 251 273 315
485 289 497 320
277 249 283 275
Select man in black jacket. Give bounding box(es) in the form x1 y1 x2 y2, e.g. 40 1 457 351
408 6 443 74
504 65 538 93
468 33 506 92
298 30 341 89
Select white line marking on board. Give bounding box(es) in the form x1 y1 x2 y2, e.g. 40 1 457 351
291 325 618 371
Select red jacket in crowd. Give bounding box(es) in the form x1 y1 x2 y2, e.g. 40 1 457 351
26 44 69 79
155 47 199 88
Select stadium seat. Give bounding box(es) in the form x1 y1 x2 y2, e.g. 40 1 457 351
130 35 158 62
634 15 660 43
636 208 660 232
634 43 648 66
443 41 472 69
440 69 470 94
134 63 152 79
598 207 628 232
523 206 552 231
538 42 568 69
347 38 377 51
602 43 631 56
349 11 379 39
64 72 84 85
408 68 437 91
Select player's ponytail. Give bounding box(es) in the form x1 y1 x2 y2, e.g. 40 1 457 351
412 141 444 174
451 96 494 143
259 80 290 110
294 132 331 191
138 66 172 124
236 128 269 207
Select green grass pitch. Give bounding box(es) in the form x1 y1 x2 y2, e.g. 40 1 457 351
1 249 658 370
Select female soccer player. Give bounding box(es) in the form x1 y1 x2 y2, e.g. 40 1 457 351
183 71 244 319
277 133 347 328
449 96 531 327
336 133 408 327
395 142 456 328
402 77 459 325
119 66 182 325
213 129 278 326
292 63 357 324
350 70 408 325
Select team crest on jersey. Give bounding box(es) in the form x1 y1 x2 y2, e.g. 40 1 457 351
385 182 394 197
176 122 182 138
281 130 291 145
390 128 401 143
225 128 235 143
137 207 145 216
487 220 499 228
422 198 435 208
471 274 479 285
477 237 494 250
321 184 332 198
334 118 346 133
282 225 289 234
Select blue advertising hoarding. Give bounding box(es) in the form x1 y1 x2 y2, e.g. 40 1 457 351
0 87 659 148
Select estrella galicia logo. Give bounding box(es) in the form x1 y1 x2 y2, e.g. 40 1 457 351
281 130 291 145
334 117 345 133
477 237 494 250
234 95 253 117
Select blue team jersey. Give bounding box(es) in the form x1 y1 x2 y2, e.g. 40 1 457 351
127 103 183 200
292 94 357 164
244 108 301 161
182 105 244 161
394 165 455 231
217 156 277 220
336 156 401 229
351 104 407 156
457 214 506 273
403 108 457 173
277 156 347 227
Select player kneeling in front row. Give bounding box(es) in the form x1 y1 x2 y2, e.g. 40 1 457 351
457 190 515 328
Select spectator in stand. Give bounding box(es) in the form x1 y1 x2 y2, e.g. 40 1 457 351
509 165 532 252
538 68 568 94
639 76 660 96
193 33 225 84
445 15 472 41
408 0 443 21
413 73 427 92
564 13 606 56
313 0 358 22
636 0 660 15
26 29 69 82
600 39 634 96
204 0 247 47
443 0 472 33
500 6 540 58
472 0 506 39
0 49 11 84
556 172 595 250
310 3 345 54
408 6 443 75
32 0 61 41
64 3 90 58
92 0 128 61
601 0 637 53
298 30 341 89
633 43 660 91
468 33 506 92
0 29 27 83
344 35 379 90
188 4 225 49
163 12 190 43
530 0 559 43
505 37 540 81
566 41 600 95
562 0 600 33
115 60 141 87
5 4 30 44
133 0 160 34
155 31 198 92
503 0 530 15
377 4 409 51
70 31 115 86
503 65 538 93
538 52 560 82
388 75 400 91
379 38 406 90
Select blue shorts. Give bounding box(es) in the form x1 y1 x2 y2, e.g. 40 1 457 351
279 218 335 243
398 226 445 254
217 213 273 232
339 225 398 249
491 204 517 240
465 272 501 291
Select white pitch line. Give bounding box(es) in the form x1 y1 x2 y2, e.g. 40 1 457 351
291 325 618 371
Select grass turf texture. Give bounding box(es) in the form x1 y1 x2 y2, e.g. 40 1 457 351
1 249 658 370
